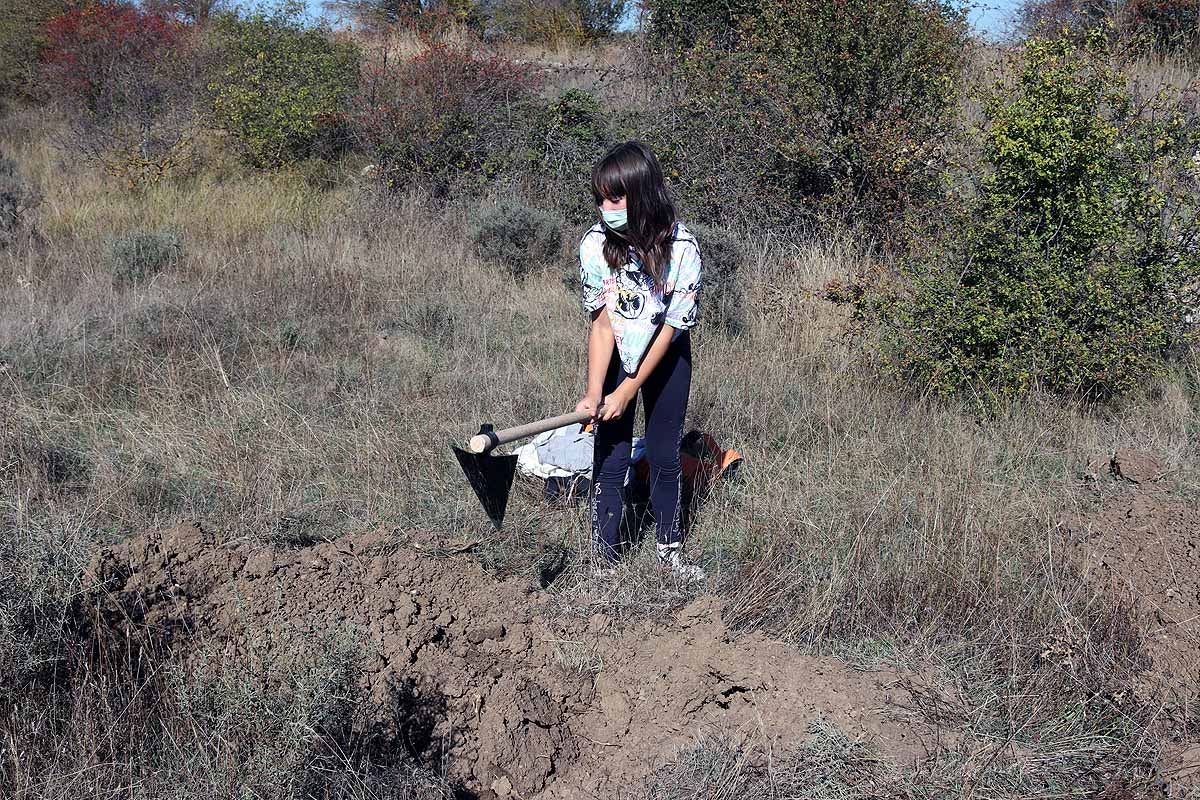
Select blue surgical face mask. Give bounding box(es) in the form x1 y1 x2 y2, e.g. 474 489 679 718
601 208 628 231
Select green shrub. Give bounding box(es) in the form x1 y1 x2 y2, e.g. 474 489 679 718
207 3 359 168
878 34 1200 402
525 89 619 223
105 229 183 286
688 223 744 335
470 200 562 279
644 0 969 234
643 0 759 49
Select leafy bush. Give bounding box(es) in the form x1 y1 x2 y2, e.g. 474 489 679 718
207 3 359 168
354 43 538 197
0 154 42 248
687 223 744 335
0 0 70 108
1016 0 1113 39
525 89 619 222
105 229 184 286
39 2 185 115
470 200 562 278
39 1 199 187
1019 0 1199 54
643 0 760 48
644 0 969 234
1123 0 1200 54
878 34 1200 402
576 0 629 38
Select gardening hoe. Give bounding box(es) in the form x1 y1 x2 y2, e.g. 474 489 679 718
453 410 593 529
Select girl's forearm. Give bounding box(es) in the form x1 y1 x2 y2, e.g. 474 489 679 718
586 312 615 398
622 324 673 392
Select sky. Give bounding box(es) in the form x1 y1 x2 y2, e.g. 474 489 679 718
300 0 1027 41
969 0 1024 40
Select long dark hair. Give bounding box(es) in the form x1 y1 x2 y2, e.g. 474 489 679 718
591 141 677 290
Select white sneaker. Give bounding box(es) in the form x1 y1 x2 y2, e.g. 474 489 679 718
657 542 705 582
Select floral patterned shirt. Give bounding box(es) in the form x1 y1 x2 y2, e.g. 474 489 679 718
580 221 702 375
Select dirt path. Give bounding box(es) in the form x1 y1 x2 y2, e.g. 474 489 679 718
83 523 932 798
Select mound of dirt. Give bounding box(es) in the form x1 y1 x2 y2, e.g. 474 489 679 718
1070 455 1200 798
83 522 935 798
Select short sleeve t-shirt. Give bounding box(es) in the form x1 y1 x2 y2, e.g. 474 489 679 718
579 221 701 375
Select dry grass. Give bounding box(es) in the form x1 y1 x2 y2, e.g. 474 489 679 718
1 626 455 800
640 716 1154 799
2 90 1198 795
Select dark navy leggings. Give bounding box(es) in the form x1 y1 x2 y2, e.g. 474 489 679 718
592 331 691 562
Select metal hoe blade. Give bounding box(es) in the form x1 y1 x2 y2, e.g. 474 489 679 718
452 445 518 529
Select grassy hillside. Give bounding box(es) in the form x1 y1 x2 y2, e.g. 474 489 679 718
3 64 1199 792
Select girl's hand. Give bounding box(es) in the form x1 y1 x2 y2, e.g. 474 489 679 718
575 394 603 420
598 385 635 422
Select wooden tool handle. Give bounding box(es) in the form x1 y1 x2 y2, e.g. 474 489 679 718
468 410 593 454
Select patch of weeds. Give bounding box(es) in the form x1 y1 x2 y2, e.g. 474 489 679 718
550 638 604 677
126 459 220 521
642 721 905 799
1 619 457 799
886 618 1158 797
550 549 707 623
0 464 93 695
469 199 562 279
643 722 893 799
390 300 457 348
325 358 369 399
277 319 306 350
104 228 183 287
562 257 583 296
267 500 360 547
8 431 92 491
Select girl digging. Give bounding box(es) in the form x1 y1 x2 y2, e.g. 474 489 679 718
574 141 705 581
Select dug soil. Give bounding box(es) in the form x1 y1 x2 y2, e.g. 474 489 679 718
80 448 1200 797
1073 450 1200 798
83 522 937 798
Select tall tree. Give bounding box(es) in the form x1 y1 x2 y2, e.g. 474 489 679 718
321 0 423 30
143 0 232 24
